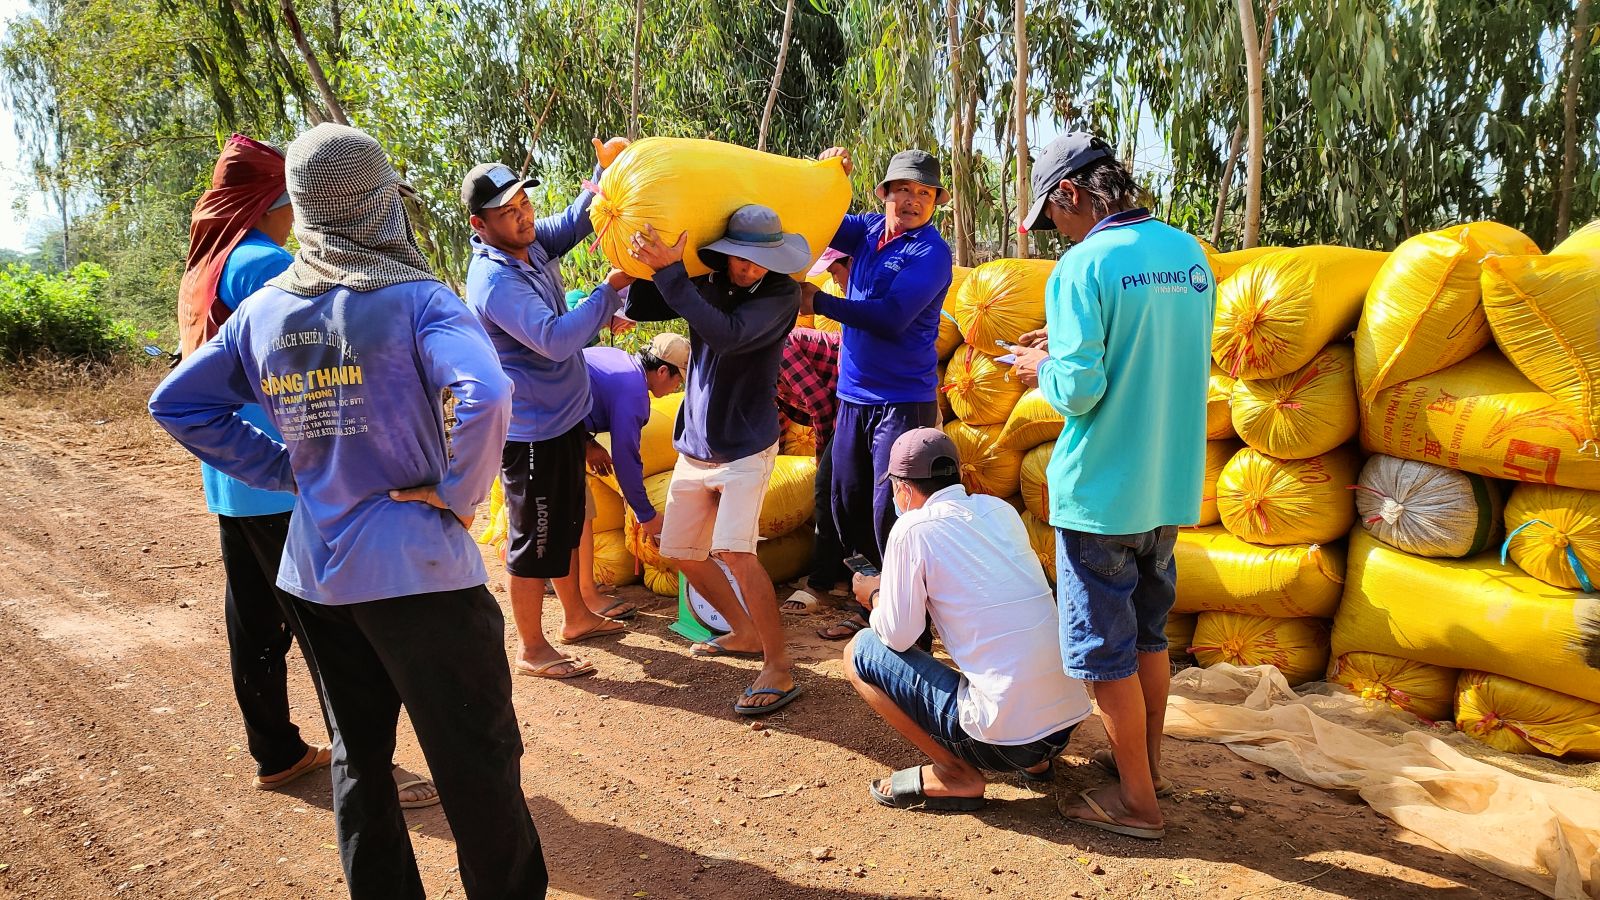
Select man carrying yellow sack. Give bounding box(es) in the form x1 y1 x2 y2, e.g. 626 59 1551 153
624 206 806 716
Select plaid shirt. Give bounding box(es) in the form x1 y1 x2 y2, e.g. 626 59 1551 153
777 327 842 451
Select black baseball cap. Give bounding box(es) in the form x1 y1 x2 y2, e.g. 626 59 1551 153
1020 132 1115 233
878 427 961 484
461 163 540 216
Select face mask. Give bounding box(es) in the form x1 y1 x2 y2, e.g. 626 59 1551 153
891 485 906 517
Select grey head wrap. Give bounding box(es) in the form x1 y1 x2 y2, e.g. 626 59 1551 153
268 123 436 296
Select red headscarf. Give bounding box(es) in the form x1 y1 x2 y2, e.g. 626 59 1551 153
177 134 286 357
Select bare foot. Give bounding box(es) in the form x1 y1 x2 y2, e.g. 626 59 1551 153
1058 783 1164 831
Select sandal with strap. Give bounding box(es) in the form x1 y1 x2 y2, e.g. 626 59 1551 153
1061 788 1165 840
1092 749 1174 798
816 613 867 641
869 767 985 812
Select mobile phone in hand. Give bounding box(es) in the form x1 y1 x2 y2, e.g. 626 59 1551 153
843 554 880 577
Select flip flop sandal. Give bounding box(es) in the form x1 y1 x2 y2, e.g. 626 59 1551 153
733 684 805 716
1062 789 1166 840
780 589 824 614
558 620 628 644
691 637 764 660
516 657 596 679
395 777 442 810
254 744 331 790
1019 758 1055 784
869 767 985 812
598 599 638 621
816 616 867 641
1091 749 1174 798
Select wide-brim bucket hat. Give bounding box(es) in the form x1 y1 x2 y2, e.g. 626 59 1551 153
875 149 950 206
698 204 813 275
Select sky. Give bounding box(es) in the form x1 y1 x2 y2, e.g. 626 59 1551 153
0 0 48 252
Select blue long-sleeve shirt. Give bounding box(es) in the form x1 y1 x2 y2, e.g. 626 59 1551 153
149 280 512 605
815 212 952 405
463 179 621 443
582 346 655 523
623 263 799 463
1038 208 1213 535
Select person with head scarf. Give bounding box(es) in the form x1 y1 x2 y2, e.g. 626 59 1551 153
177 134 442 814
151 124 544 899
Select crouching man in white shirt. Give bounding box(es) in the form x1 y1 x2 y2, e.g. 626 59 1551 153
844 427 1093 812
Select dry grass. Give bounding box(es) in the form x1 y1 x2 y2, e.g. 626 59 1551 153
0 355 171 451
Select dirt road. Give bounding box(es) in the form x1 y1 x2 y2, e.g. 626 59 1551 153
0 390 1533 899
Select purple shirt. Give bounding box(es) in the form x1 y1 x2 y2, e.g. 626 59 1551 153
582 346 655 523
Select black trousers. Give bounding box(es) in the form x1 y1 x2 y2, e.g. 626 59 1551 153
806 439 848 593
286 586 547 900
218 512 315 776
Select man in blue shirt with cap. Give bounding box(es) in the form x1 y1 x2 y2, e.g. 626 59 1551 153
1009 132 1212 842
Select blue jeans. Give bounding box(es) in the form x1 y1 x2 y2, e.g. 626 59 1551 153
851 630 1077 772
1055 526 1179 681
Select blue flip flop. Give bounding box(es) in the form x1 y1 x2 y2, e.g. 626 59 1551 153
692 637 763 660
733 684 804 716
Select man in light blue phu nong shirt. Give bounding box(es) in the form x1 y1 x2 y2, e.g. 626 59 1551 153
1010 133 1213 843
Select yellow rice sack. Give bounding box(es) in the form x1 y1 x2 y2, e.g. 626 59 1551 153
1216 447 1359 546
759 455 817 538
592 137 850 279
1173 525 1345 618
812 314 842 333
1191 612 1331 686
643 565 679 597
1230 343 1358 460
592 528 640 586
1359 349 1600 491
997 389 1065 452
1021 509 1056 583
1553 217 1600 258
1213 246 1389 380
1354 454 1504 558
626 471 675 571
477 477 508 551
936 361 953 422
1455 671 1600 759
590 477 627 533
780 419 817 457
1355 222 1538 400
1327 652 1458 724
1206 246 1284 284
1206 365 1237 440
757 528 814 584
1019 441 1053 521
936 266 974 360
1332 529 1600 704
943 420 1023 498
1503 483 1600 591
1481 252 1600 443
951 258 1058 356
597 393 684 495
943 344 1026 426
1198 440 1242 527
1166 613 1199 657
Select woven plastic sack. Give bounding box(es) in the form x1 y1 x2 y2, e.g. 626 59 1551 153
1355 222 1538 400
1019 441 1053 521
1021 509 1057 583
1206 246 1283 284
1206 365 1237 440
590 477 627 533
943 420 1023 498
936 266 974 360
936 361 954 422
1327 651 1458 724
1360 349 1600 492
1481 252 1600 443
1166 613 1198 656
1354 455 1504 558
1174 525 1345 618
626 471 675 571
477 477 509 551
1216 446 1358 546
1332 529 1600 704
1456 671 1600 759
997 388 1064 452
757 528 814 584
1503 483 1600 591
1191 612 1331 685
759 455 817 538
1213 246 1389 380
1230 344 1357 460
592 528 640 587
596 393 683 496
1198 440 1242 527
643 565 679 596
811 314 842 333
943 345 1026 426
780 419 817 457
1553 217 1600 258
592 137 850 280
951 258 1057 357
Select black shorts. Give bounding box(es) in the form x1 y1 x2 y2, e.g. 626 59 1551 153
501 425 587 579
